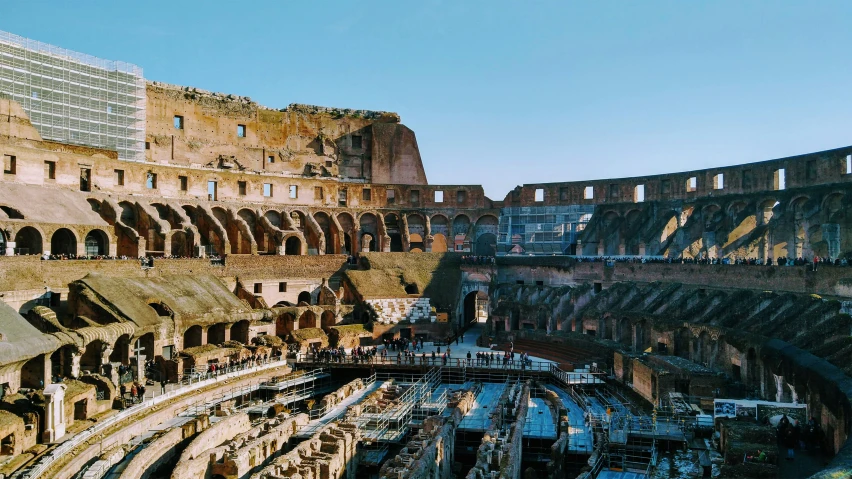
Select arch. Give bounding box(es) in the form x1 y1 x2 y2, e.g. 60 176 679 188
289 210 306 231
148 302 171 317
184 326 203 348
21 354 46 389
231 320 250 344
109 334 131 365
208 323 227 345
170 230 189 257
408 214 426 251
337 212 355 254
50 228 77 256
384 213 403 252
463 290 489 326
81 339 106 375
264 210 281 228
409 234 423 253
474 215 498 255
314 212 337 254
405 283 420 294
430 214 449 236
452 214 471 236
14 226 43 255
138 333 155 364
276 313 295 336
359 213 378 252
297 291 312 305
284 236 302 256
84 230 108 256
298 310 317 329
50 345 79 379
822 192 845 222
321 310 336 329
757 198 778 226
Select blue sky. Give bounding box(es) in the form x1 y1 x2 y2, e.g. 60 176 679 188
4 1 852 199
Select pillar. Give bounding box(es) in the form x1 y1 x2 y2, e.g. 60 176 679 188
43 384 67 442
5 241 15 256
424 234 434 253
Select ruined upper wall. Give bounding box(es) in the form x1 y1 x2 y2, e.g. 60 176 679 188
503 145 852 206
145 82 427 185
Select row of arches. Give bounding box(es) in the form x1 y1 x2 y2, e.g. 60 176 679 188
9 226 109 256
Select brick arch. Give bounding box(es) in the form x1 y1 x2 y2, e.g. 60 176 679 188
786 194 811 213
820 190 846 213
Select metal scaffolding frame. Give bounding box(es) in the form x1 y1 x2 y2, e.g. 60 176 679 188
0 30 146 161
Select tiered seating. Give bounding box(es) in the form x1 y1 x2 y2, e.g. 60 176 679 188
366 298 437 324
493 339 601 370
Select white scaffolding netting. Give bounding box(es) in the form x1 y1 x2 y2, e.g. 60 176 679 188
0 30 146 162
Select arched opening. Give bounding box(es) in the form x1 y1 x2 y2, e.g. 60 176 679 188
696 331 710 365
298 310 317 329
314 212 337 254
452 215 471 252
170 231 189 258
746 347 758 386
276 313 295 336
237 208 259 254
510 306 520 331
50 228 77 256
13 226 42 255
617 318 631 345
84 230 108 256
384 213 403 252
359 213 378 252
337 213 354 254
81 340 106 375
184 326 203 348
231 320 250 344
208 323 227 345
21 354 46 389
284 236 302 256
405 283 420 294
474 216 498 256
407 214 426 251
138 333 155 365
321 310 335 329
0 205 24 219
297 291 312 305
50 345 78 380
109 334 131 365
463 291 489 326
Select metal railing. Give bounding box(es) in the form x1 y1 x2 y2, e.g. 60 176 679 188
12 358 288 479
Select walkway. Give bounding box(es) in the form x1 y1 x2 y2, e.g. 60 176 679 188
292 380 384 439
524 398 557 440
458 383 507 431
544 384 594 453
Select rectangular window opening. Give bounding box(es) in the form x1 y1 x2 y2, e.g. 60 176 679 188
351 135 363 149
146 172 157 189
289 185 298 199
457 190 467 204
634 184 645 202
208 180 217 201
806 160 817 181
3 155 15 175
44 161 55 180
435 190 444 203
80 168 91 192
386 189 396 205
847 155 851 174
410 190 420 204
267 155 274 164
315 186 323 200
279 282 287 293
237 124 246 138
534 188 544 202
338 188 348 207
774 168 786 190
713 173 724 190
114 169 124 186
559 187 569 201
238 181 247 196
179 176 188 191
263 183 273 197
254 283 262 294
584 186 594 200
173 115 184 130
686 176 697 192
742 169 753 189
362 188 372 201
145 141 151 150
661 179 671 195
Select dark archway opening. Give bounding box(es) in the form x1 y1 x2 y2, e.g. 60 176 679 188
297 291 312 305
285 236 302 256
231 320 250 344
14 226 42 255
464 291 489 326
50 228 76 256
276 313 295 337
208 323 227 345
84 230 107 256
184 326 203 348
21 354 45 389
298 311 317 329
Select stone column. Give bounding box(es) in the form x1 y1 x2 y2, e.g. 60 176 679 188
361 234 373 253
424 234 434 253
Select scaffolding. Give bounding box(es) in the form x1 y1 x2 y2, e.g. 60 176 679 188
0 30 146 161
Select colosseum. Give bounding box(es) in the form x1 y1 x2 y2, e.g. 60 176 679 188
0 29 850 479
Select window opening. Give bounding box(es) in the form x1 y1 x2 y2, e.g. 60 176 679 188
289 185 298 199
114 169 124 186
584 186 594 199
713 173 724 190
263 183 273 197
238 181 246 196
179 176 188 191
534 188 544 202
634 184 645 202
146 172 157 189
362 188 371 201
45 161 55 180
173 115 184 130
208 180 217 201
435 190 444 203
774 168 785 190
237 124 246 138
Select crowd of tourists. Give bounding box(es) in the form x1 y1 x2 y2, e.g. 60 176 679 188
461 255 496 265
775 415 824 461
573 255 852 268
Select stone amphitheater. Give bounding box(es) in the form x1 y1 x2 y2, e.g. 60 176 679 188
0 28 850 479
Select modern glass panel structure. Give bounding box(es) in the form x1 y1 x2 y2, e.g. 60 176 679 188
0 30 146 161
497 205 595 255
